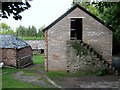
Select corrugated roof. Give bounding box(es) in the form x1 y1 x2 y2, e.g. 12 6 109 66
0 34 30 49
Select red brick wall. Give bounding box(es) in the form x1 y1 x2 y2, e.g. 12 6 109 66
45 31 48 71
2 49 16 67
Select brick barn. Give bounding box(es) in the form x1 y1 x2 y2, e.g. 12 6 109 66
43 4 117 73
0 34 33 69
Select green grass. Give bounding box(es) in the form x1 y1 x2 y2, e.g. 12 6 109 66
2 68 43 88
2 54 46 88
33 54 45 64
18 37 45 40
46 71 96 80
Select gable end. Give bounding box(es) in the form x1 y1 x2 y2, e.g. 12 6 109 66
43 4 115 32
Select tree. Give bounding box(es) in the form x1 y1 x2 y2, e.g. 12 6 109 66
31 26 37 37
72 1 120 54
99 3 120 54
72 1 100 18
0 22 14 34
2 1 31 20
37 25 45 37
16 25 27 37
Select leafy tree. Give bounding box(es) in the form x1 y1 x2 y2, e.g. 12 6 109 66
72 1 100 18
37 25 45 37
16 25 38 37
16 25 27 37
72 1 120 54
99 3 120 54
31 26 37 37
0 22 14 34
25 26 37 37
2 1 31 20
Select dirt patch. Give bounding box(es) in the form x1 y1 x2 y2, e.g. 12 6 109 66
52 75 120 88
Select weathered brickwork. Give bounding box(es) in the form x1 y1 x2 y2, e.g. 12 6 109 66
17 47 33 57
2 49 16 67
17 46 33 64
45 31 48 71
47 7 112 71
2 46 33 68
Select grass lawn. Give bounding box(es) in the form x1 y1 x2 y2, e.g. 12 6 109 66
46 71 89 79
33 53 45 64
2 53 45 88
2 68 43 88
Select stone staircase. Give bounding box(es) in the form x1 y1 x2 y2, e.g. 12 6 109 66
78 40 119 76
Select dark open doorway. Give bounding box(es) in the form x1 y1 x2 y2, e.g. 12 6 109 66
70 18 82 40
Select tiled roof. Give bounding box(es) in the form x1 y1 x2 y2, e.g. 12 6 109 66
0 34 30 49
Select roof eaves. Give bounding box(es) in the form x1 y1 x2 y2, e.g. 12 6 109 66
43 4 115 32
43 4 77 32
76 4 115 32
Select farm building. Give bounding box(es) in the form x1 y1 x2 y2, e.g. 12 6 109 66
43 4 118 74
24 40 45 54
0 34 33 69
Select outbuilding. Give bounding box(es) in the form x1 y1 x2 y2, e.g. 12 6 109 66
0 34 33 69
25 40 45 54
43 4 116 72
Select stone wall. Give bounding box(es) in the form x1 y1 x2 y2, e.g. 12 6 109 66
47 7 112 71
2 49 16 67
17 46 33 64
66 40 106 73
2 47 33 68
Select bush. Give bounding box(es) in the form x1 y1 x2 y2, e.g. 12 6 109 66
96 67 106 76
71 40 88 56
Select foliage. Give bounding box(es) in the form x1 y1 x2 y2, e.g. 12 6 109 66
37 25 45 37
71 40 88 56
2 2 31 20
99 3 120 54
16 25 37 37
93 2 118 13
16 25 27 37
0 22 14 34
72 2 100 18
33 53 45 64
96 67 106 76
72 1 120 54
0 22 45 40
16 25 45 38
19 37 44 40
